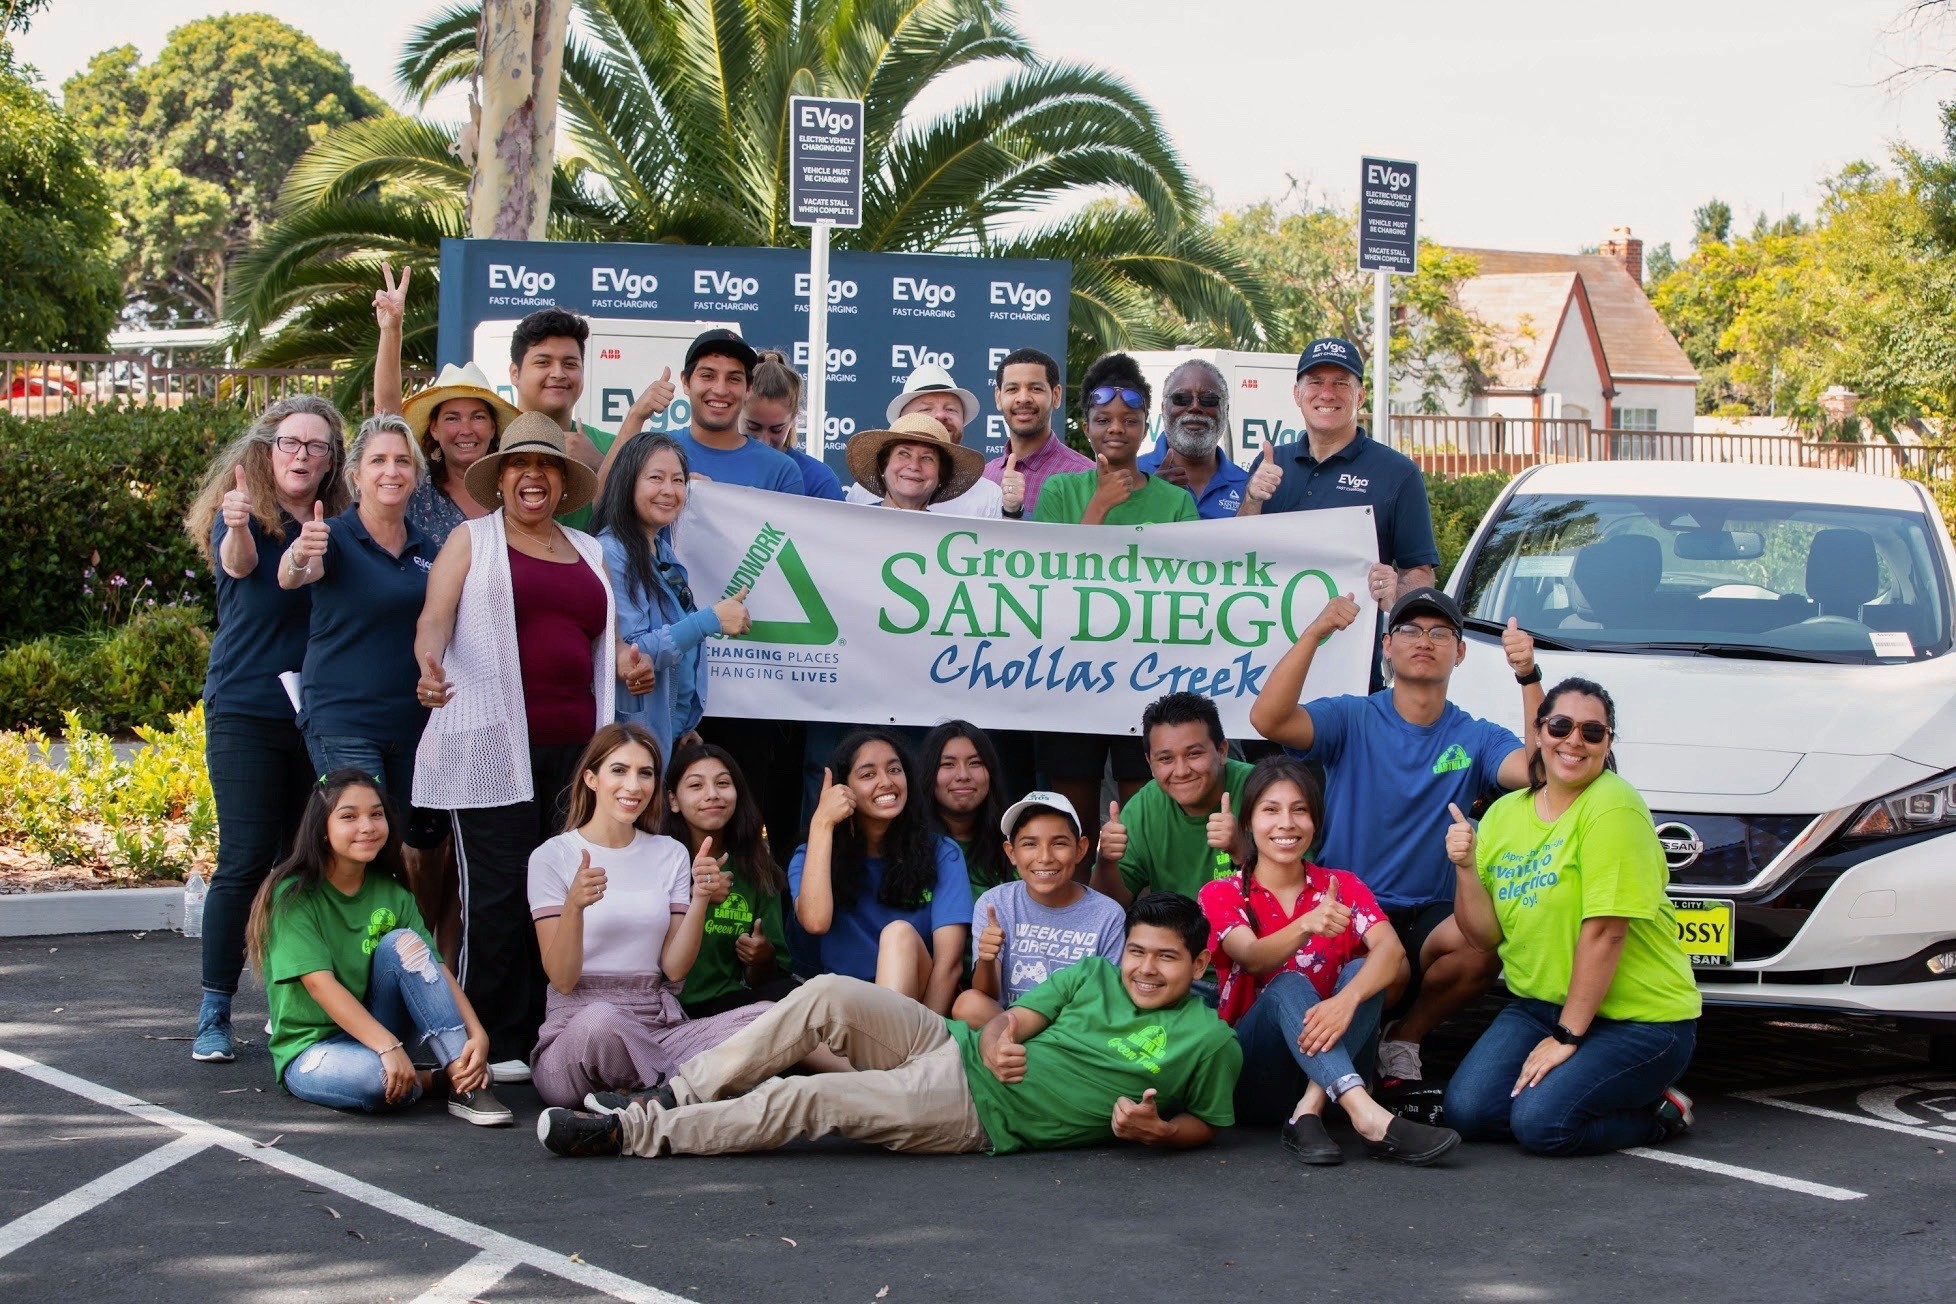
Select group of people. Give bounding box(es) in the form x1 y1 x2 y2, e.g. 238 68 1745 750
181 270 1702 1168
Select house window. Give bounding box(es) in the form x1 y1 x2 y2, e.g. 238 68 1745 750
1612 406 1658 431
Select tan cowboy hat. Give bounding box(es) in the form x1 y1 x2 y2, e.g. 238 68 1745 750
463 411 598 516
401 362 521 439
846 412 986 504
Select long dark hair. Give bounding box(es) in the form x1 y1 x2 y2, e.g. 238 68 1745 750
1528 677 1619 792
563 722 666 835
917 720 1011 891
246 769 408 970
665 740 784 895
1233 756 1324 937
591 432 692 609
825 727 941 911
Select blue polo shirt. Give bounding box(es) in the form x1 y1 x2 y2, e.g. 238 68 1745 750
1136 438 1250 519
670 427 804 494
788 448 845 501
203 515 311 720
298 510 438 744
1261 429 1439 569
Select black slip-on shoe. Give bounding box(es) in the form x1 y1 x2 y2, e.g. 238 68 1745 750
583 1083 677 1116
1280 1114 1344 1166
536 1107 623 1158
447 1088 514 1127
1362 1116 1461 1167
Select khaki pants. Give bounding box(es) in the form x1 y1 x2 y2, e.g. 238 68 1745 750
615 975 988 1157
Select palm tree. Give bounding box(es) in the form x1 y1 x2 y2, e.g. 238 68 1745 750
230 0 1270 404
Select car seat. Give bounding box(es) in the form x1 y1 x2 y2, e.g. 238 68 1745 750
1569 535 1661 628
1804 528 1879 619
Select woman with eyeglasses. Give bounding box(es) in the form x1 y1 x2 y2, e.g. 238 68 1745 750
183 395 352 1066
1441 677 1701 1156
590 432 753 766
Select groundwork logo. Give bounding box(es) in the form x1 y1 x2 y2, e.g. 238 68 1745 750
723 525 839 646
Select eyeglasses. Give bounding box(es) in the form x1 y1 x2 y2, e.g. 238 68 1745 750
1167 390 1223 410
1543 716 1611 745
1087 386 1147 410
1389 623 1459 646
274 435 335 458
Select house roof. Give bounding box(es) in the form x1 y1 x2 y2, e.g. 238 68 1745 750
1445 247 1699 384
1452 272 1588 390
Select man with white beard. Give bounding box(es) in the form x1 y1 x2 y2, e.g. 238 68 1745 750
1134 359 1249 520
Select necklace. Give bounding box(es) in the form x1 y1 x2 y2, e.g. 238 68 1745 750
507 519 564 556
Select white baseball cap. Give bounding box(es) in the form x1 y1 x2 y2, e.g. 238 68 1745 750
886 362 981 428
999 790 1082 837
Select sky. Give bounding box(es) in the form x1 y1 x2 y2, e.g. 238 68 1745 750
17 0 1956 256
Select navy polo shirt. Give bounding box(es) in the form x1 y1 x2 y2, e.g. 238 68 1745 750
1262 429 1440 569
203 515 311 720
298 509 438 743
1135 438 1250 520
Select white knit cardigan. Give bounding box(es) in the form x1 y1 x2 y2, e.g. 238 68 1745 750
413 510 616 810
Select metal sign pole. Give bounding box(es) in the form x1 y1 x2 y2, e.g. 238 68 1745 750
1372 268 1390 444
807 220 833 460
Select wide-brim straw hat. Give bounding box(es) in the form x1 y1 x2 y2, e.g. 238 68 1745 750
462 411 598 516
402 362 521 439
845 412 986 503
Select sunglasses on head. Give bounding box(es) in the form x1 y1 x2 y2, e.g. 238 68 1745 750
1542 716 1611 744
1167 390 1222 409
1087 386 1147 410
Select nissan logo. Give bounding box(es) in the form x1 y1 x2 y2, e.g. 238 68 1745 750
1655 821 1706 872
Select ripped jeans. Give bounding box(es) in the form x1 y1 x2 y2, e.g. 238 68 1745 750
283 928 470 1112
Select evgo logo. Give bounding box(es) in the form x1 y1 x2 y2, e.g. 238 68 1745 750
694 269 760 300
489 264 555 295
892 277 956 308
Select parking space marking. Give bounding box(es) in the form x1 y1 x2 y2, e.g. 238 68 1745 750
1623 1148 1866 1201
0 1133 210 1260
409 1249 521 1304
0 1047 696 1304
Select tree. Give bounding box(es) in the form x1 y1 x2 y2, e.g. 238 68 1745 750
61 16 384 325
0 65 118 350
1692 198 1732 248
466 0 570 239
1642 241 1677 285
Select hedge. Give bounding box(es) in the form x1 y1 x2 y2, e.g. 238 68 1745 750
1426 470 1511 583
0 604 211 733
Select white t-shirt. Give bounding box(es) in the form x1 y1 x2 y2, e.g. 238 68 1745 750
527 829 692 977
843 475 1004 518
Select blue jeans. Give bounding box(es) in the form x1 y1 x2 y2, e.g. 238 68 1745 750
305 734 415 816
1233 961 1382 1126
282 929 470 1112
1442 998 1697 1156
203 712 315 997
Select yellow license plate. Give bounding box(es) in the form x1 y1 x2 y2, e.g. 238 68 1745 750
1669 897 1734 968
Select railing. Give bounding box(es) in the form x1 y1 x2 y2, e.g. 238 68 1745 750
1 354 433 419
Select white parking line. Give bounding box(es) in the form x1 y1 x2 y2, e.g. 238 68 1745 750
0 1047 695 1304
0 1133 210 1260
1623 1148 1866 1201
409 1249 521 1304
1739 1095 1956 1145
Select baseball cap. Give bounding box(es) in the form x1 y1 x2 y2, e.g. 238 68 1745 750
1388 586 1464 630
1296 337 1365 381
999 790 1082 838
684 328 759 374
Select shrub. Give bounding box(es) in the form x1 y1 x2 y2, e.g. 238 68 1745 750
1425 470 1512 583
0 604 210 732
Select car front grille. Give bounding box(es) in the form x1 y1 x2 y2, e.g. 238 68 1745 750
1650 812 1816 890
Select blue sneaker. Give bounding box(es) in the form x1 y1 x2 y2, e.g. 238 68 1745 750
193 996 235 1063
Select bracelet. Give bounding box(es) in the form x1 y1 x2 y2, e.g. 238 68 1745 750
376 1040 403 1056
1002 505 1024 519
1515 665 1543 686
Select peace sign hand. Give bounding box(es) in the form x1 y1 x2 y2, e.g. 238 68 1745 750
374 262 411 332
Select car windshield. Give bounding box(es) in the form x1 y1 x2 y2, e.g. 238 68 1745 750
1458 491 1952 663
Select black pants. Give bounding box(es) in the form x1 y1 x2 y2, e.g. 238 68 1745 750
451 743 582 1064
202 711 315 997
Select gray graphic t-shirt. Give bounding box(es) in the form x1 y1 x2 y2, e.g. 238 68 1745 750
973 881 1129 1005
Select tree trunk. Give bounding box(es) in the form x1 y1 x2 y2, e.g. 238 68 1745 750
468 0 570 240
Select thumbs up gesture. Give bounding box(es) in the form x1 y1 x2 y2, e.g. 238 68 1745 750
1446 802 1477 870
221 464 253 529
812 766 857 831
628 366 676 424
713 584 752 636
1245 441 1282 504
1096 800 1127 864
566 848 608 911
289 500 329 569
1502 616 1537 678
416 650 452 708
985 1011 1027 1084
1091 453 1138 507
976 904 1006 965
1000 449 1025 514
619 643 655 696
734 916 773 969
1300 873 1352 939
691 835 732 901
1111 1086 1163 1141
1205 791 1237 855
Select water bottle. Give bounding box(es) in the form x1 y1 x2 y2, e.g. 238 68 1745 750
182 870 208 938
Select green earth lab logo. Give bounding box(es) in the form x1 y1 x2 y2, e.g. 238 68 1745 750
705 891 753 938
361 907 399 955
1432 743 1471 775
1109 1023 1168 1074
723 525 839 646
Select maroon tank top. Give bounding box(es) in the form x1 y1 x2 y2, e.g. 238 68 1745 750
508 545 606 746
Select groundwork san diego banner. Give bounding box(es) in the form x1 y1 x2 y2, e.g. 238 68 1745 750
672 484 1380 736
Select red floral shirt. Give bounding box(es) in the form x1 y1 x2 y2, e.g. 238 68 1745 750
1199 864 1386 1025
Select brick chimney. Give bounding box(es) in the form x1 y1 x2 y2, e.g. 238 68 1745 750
1600 225 1644 284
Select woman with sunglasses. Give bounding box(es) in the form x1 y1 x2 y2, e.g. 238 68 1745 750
1441 678 1701 1156
590 432 753 766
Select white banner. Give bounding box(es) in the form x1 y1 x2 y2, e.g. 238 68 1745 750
672 483 1380 736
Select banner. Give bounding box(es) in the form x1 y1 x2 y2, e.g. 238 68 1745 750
671 485 1380 736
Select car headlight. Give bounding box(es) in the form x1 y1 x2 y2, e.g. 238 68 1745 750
1845 771 1956 838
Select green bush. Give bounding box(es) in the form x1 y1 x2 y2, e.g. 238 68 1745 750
0 399 234 643
0 604 210 732
1425 470 1512 583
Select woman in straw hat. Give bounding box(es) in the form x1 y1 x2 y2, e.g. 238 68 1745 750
410 412 657 1084
844 412 986 513
401 362 521 545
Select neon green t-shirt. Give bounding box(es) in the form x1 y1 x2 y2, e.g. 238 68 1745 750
261 873 439 1083
1473 771 1701 1024
1030 470 1200 526
951 956 1242 1154
1117 758 1255 901
680 862 789 1012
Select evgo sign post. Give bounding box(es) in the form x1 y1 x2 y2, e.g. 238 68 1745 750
788 95 865 462
1358 156 1418 443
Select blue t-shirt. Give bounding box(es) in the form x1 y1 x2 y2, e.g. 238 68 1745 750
788 835 974 981
1135 439 1250 519
1262 430 1440 570
1297 691 1522 911
671 427 804 494
298 510 438 743
789 448 845 501
202 514 310 721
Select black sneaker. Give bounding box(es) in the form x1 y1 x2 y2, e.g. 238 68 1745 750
1654 1086 1694 1140
583 1083 676 1116
447 1088 514 1127
1362 1116 1461 1167
1280 1114 1343 1166
536 1107 623 1158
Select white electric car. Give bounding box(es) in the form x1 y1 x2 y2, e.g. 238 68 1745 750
1445 461 1956 1061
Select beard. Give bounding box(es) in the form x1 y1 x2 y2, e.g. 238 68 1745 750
1166 413 1222 460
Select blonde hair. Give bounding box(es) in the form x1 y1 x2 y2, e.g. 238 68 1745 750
184 396 349 561
344 414 428 502
748 350 804 448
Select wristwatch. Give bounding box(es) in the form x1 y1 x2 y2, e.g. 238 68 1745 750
1551 1021 1585 1046
1515 665 1543 686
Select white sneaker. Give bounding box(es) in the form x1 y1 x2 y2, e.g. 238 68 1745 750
1377 1039 1423 1083
490 1059 532 1084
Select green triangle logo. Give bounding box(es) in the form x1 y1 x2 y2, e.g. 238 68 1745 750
1432 743 1471 774
739 538 839 646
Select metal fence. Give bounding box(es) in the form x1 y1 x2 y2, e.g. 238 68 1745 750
2 354 434 420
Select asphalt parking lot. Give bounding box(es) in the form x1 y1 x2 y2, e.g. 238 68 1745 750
3 931 1953 1303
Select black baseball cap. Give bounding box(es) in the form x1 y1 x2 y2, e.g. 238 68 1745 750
1388 586 1463 630
1296 337 1365 381
684 328 758 374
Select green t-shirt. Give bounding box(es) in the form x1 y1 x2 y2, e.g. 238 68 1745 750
1474 771 1702 1024
680 863 789 1012
1117 758 1255 901
950 956 1242 1155
1030 469 1201 526
261 873 439 1083
555 422 614 531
